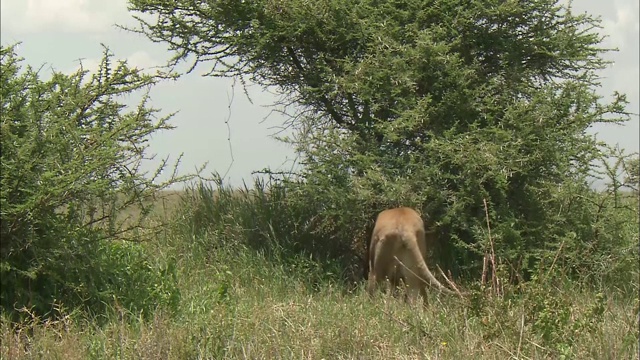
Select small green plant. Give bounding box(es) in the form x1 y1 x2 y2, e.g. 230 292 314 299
518 273 610 358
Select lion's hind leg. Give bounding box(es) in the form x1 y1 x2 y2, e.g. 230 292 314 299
368 235 399 297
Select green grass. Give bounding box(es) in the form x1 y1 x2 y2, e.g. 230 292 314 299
2 186 638 359
2 241 637 359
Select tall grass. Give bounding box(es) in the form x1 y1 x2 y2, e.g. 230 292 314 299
2 180 638 359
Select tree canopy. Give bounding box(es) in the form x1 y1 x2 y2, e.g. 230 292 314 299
127 0 632 281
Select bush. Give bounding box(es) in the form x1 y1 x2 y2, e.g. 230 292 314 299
0 44 185 320
174 176 347 288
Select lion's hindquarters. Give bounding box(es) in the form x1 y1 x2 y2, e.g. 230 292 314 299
367 207 459 303
395 239 427 302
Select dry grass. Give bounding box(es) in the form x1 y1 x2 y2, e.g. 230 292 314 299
2 245 637 359
3 189 637 359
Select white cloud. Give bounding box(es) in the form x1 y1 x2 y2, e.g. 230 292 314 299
570 0 639 52
126 50 161 71
1 0 131 34
26 0 107 32
615 0 639 31
601 5 639 50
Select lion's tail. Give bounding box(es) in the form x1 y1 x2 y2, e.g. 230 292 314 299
401 234 455 294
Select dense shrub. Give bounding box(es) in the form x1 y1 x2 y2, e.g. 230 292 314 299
0 44 184 319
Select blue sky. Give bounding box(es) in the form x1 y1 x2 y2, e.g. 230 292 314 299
1 0 638 187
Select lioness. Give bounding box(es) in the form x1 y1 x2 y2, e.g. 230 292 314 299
367 207 456 304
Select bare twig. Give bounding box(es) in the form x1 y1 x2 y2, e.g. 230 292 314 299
482 253 488 286
517 313 525 358
222 78 236 180
436 264 465 298
491 341 518 359
483 198 501 297
544 239 565 281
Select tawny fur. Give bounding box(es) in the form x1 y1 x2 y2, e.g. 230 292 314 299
367 207 455 304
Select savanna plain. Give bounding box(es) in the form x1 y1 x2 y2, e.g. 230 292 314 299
2 185 638 360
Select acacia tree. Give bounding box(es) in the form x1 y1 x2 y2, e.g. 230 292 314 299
1 45 185 318
127 0 631 282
